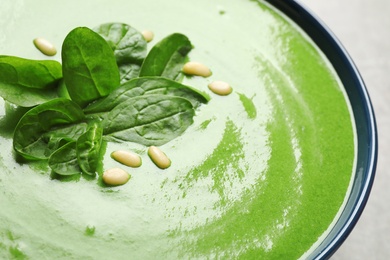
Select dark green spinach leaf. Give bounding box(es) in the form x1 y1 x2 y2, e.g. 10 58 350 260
77 121 103 175
57 79 71 100
0 56 62 107
84 76 209 117
103 94 194 146
139 33 192 81
44 123 88 157
48 141 81 175
13 98 86 160
62 27 120 107
94 23 147 84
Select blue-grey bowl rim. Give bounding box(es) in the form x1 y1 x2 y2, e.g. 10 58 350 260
264 0 378 259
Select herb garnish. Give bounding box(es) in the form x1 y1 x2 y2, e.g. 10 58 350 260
0 23 209 177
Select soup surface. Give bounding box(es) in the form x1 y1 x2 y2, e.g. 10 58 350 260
0 0 355 259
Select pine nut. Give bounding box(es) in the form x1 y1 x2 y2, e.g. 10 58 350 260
182 61 212 77
102 168 131 186
33 37 57 56
142 30 154 42
148 146 171 169
208 80 233 96
111 150 142 168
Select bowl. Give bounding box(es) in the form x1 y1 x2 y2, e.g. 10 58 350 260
0 0 377 259
267 0 378 258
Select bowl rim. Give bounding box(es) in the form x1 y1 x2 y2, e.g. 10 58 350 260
264 0 378 259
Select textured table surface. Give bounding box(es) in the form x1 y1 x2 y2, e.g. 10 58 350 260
297 0 390 259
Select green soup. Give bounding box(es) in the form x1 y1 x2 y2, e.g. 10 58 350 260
0 0 356 259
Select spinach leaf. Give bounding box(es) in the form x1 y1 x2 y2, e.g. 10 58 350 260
77 121 103 175
102 95 194 146
84 76 209 116
57 79 71 100
62 27 120 107
48 122 103 176
94 23 147 84
48 141 81 175
44 123 88 157
0 56 62 107
118 63 143 84
13 98 86 160
139 33 192 81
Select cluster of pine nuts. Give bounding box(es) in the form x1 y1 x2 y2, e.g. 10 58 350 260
182 62 233 96
103 146 171 186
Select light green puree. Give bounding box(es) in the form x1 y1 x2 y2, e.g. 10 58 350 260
0 0 355 259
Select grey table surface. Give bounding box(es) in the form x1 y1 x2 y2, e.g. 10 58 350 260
297 0 390 259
